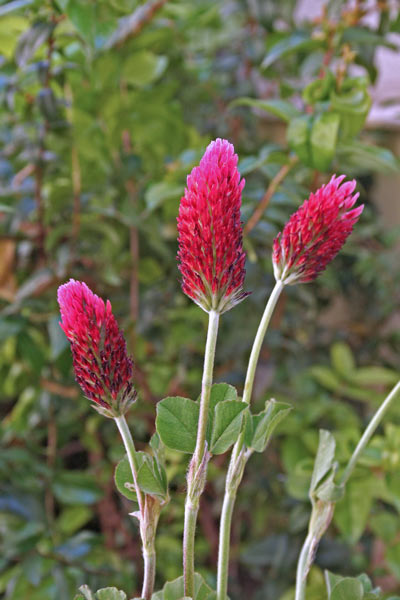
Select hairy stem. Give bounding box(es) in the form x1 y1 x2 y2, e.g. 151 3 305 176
142 543 156 600
194 310 220 466
114 415 144 516
115 415 158 599
341 379 400 486
217 281 284 600
242 280 284 405
183 499 198 597
184 309 220 597
295 532 313 600
216 491 236 600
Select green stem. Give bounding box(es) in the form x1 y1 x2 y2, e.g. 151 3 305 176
115 415 156 599
295 532 313 600
216 280 284 600
114 415 144 515
242 280 284 406
184 309 220 598
193 309 220 466
142 546 156 600
183 499 198 598
217 491 236 600
340 379 400 486
294 500 335 600
140 495 160 600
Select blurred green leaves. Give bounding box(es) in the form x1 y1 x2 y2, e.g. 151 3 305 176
309 342 398 404
262 31 325 69
230 97 300 123
15 21 54 67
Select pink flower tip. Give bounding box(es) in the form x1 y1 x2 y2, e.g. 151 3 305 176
177 138 249 314
272 175 364 284
57 279 136 417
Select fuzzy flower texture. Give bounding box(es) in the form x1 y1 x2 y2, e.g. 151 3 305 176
57 280 136 417
177 138 249 314
273 175 364 285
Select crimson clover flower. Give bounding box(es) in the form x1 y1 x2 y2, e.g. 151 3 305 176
57 279 136 417
177 138 249 313
272 175 364 285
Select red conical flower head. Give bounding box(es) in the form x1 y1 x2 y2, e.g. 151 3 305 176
272 175 364 284
57 279 136 417
177 138 249 313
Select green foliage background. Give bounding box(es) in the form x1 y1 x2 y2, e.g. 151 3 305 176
0 0 399 599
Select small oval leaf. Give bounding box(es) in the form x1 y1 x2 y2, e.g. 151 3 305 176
114 455 138 502
210 400 248 455
156 396 199 453
330 578 363 600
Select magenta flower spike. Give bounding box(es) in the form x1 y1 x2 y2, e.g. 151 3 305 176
57 279 136 417
272 175 364 285
177 138 249 314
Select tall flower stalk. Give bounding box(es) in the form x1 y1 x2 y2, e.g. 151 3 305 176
217 279 284 600
217 175 363 600
57 280 157 600
177 138 248 597
183 308 219 597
